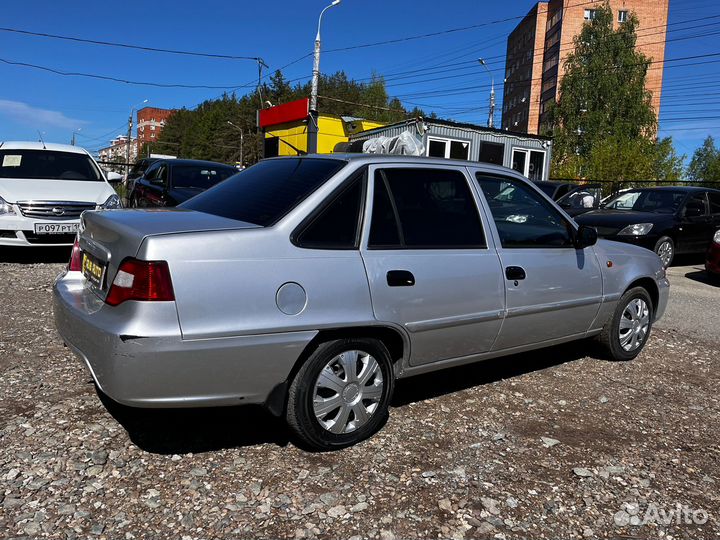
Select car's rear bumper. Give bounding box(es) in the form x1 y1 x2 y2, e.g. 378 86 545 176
53 271 316 408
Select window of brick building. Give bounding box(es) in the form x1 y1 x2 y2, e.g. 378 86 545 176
584 9 597 20
618 10 628 23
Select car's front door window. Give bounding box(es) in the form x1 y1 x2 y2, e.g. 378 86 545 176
475 175 573 248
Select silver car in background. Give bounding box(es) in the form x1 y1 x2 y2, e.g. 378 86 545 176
54 155 669 449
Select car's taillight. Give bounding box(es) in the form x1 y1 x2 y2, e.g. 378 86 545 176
105 258 175 306
68 236 82 272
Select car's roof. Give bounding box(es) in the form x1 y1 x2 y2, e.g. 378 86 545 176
264 153 522 177
157 158 235 168
0 141 90 154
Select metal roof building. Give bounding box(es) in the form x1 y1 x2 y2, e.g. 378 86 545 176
347 118 553 181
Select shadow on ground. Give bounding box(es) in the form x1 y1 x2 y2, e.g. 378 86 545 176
392 338 598 407
98 390 292 455
0 246 71 264
101 338 600 454
684 269 719 287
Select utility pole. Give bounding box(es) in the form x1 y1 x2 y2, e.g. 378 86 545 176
126 99 148 178
256 57 268 162
308 0 341 154
478 58 495 129
227 121 244 167
71 128 81 146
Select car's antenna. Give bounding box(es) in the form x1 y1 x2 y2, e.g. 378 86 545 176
37 131 46 149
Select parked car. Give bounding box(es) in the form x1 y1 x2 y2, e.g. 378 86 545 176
576 186 720 267
533 181 603 217
706 230 720 279
124 157 160 190
128 159 236 208
54 155 669 449
0 141 121 247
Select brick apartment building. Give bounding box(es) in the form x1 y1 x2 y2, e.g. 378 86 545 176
136 106 176 152
502 0 670 134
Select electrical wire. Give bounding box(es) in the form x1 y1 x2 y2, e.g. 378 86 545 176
0 57 258 89
0 26 262 61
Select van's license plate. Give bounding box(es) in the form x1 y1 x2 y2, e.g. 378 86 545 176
82 252 106 288
34 223 80 234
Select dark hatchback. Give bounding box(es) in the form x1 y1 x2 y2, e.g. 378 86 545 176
575 186 720 267
129 159 237 208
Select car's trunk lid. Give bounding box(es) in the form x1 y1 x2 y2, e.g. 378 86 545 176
78 208 258 297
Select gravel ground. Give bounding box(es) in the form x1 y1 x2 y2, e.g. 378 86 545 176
1 250 718 539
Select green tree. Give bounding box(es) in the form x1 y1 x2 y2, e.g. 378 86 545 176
687 136 720 183
155 70 421 164
548 2 678 183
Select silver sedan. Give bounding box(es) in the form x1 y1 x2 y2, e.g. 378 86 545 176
54 155 669 449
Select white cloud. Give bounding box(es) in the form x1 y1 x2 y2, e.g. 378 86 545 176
0 99 88 129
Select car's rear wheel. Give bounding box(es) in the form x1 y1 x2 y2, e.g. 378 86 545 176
598 287 654 361
286 338 394 450
654 236 674 268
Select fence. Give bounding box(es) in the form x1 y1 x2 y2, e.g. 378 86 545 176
550 178 720 197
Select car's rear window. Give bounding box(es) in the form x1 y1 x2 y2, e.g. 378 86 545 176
0 150 103 181
180 158 346 226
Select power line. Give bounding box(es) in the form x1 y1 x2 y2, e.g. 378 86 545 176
0 57 256 89
0 26 261 61
351 13 714 86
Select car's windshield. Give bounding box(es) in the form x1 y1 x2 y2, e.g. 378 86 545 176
172 165 236 190
180 158 346 226
0 149 103 181
603 189 685 213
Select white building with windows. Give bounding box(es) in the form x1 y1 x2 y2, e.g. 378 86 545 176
97 135 137 172
348 118 552 181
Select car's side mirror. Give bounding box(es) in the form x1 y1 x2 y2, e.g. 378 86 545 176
575 225 598 249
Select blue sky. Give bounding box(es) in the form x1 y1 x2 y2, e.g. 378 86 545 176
0 0 718 162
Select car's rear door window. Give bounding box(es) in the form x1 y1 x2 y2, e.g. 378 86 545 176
476 175 573 248
181 158 346 226
368 168 485 249
709 192 720 216
294 172 365 249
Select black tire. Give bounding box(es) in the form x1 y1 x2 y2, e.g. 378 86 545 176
597 286 654 361
653 236 674 268
286 338 394 450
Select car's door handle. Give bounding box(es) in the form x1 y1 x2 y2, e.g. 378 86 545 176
505 266 526 281
387 270 415 287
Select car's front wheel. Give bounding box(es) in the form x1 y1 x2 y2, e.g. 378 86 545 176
286 338 394 450
654 236 674 268
598 287 654 361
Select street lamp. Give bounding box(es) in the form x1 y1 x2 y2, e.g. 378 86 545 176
126 99 148 177
308 0 341 153
227 120 244 167
71 128 82 146
478 58 495 128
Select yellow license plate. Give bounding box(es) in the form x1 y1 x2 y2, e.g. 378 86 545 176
82 252 106 288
